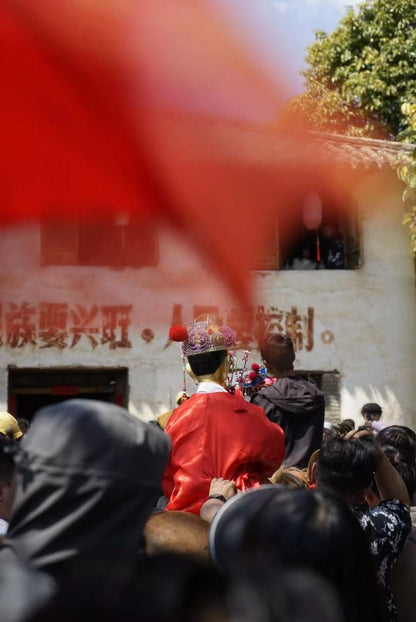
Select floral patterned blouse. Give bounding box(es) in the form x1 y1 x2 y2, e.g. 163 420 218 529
351 499 411 622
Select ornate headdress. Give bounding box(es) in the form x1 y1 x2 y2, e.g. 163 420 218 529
169 316 236 357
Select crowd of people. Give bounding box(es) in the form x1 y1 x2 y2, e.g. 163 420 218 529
0 317 414 621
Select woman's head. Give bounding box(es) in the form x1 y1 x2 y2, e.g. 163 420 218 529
269 466 309 489
209 487 384 622
377 425 416 497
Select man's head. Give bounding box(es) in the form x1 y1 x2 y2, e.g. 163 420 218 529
361 403 382 422
259 333 295 375
316 437 376 504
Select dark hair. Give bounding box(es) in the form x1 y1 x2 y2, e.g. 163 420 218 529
228 565 344 622
381 445 416 497
322 427 341 442
377 425 416 450
377 426 416 496
259 333 295 373
187 350 227 376
333 421 354 436
17 418 30 433
28 554 229 622
0 438 16 485
361 403 382 416
211 488 384 622
316 437 376 498
28 552 344 622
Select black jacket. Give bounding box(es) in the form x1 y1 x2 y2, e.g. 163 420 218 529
251 376 325 468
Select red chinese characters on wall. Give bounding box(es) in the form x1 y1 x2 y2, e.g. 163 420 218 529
101 305 132 349
0 302 132 350
39 302 69 349
0 302 319 352
256 306 314 352
69 304 100 349
165 304 316 352
6 302 37 348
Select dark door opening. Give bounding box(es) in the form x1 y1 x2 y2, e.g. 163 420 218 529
8 367 128 422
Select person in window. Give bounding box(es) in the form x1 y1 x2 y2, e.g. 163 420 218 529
319 225 345 269
291 246 317 270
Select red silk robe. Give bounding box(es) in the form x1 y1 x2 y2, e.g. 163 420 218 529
162 392 285 514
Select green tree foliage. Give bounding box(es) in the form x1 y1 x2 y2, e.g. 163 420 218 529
289 0 416 139
398 104 416 255
285 0 416 254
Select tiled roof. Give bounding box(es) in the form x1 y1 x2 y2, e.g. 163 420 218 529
307 132 414 170
166 115 415 171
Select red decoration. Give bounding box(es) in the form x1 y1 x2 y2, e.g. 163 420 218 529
169 325 188 342
302 193 323 230
248 371 257 381
251 363 260 372
316 234 321 263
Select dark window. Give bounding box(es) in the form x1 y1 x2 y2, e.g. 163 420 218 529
254 193 361 271
41 217 158 268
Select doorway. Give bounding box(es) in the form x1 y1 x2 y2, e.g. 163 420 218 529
8 367 128 422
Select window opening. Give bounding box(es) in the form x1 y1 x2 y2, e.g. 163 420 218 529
254 191 360 271
41 217 158 268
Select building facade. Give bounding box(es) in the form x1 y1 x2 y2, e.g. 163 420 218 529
1 133 416 428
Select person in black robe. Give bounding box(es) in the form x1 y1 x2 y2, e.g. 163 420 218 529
251 333 325 468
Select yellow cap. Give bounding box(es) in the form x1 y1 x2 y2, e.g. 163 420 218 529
175 391 189 405
0 412 23 440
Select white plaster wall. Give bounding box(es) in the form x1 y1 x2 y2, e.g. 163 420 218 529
253 171 416 428
0 170 415 427
0 222 235 419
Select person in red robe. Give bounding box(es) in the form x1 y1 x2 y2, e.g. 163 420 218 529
163 317 285 514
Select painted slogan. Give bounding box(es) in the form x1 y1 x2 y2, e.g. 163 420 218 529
0 302 332 351
0 303 132 350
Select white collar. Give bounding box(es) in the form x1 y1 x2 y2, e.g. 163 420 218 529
196 382 227 394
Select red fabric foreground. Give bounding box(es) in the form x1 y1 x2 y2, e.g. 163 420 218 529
1 1 359 306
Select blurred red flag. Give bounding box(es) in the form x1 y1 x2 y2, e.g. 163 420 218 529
0 1 357 306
